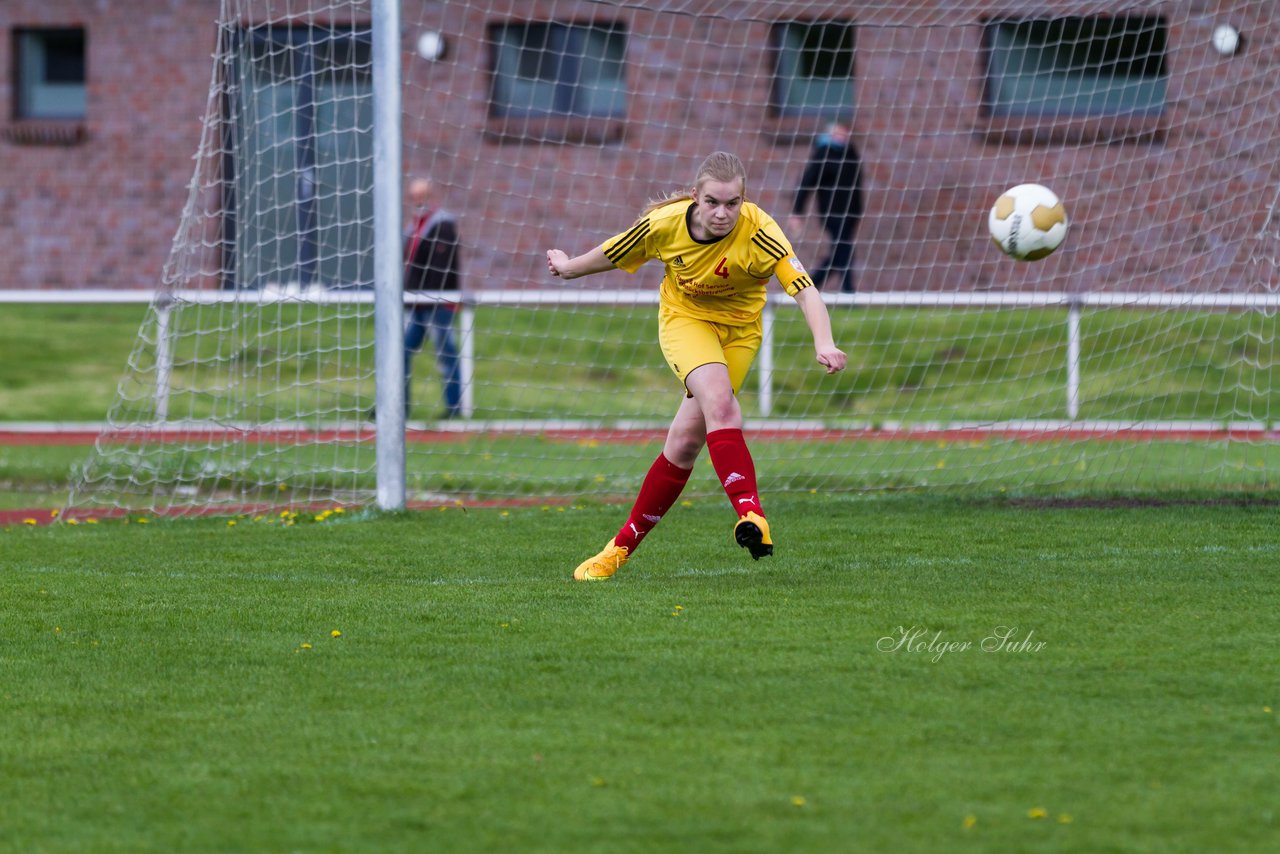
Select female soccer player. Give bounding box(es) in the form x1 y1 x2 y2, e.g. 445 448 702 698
546 151 847 580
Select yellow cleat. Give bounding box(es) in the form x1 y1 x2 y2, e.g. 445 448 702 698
734 511 773 560
573 537 630 581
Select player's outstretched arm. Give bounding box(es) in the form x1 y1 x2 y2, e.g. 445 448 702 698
794 286 847 374
546 246 615 280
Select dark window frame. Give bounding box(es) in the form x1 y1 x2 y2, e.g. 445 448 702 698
768 20 856 120
12 26 87 121
484 19 628 144
979 15 1168 144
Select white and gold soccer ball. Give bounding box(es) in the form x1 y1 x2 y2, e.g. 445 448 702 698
988 183 1068 261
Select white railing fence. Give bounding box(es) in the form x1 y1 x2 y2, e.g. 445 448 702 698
3 288 1278 422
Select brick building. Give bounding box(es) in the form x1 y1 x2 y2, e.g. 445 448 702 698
1 0 1276 293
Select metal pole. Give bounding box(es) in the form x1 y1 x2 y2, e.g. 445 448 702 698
1067 298 1081 420
758 302 775 416
460 302 475 418
154 301 172 423
372 0 405 509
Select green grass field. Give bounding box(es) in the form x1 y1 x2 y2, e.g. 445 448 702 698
2 303 1277 850
2 497 1277 852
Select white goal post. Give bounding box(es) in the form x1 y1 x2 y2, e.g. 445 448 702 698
58 0 1280 515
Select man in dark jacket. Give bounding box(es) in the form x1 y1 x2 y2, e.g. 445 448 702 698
789 121 863 293
402 177 462 418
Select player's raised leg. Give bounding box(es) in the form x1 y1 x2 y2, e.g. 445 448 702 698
574 398 703 581
685 363 773 559
573 454 693 581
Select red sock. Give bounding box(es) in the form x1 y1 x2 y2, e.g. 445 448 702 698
613 453 693 553
706 428 764 518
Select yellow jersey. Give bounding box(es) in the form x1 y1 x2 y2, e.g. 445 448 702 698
599 200 814 325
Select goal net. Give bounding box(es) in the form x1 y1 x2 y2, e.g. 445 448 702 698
68 0 1279 516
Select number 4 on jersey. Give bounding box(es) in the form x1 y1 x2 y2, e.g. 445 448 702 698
714 257 729 278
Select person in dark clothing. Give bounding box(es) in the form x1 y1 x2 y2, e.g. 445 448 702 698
789 121 863 293
401 176 462 418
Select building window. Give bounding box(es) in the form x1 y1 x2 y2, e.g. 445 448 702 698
770 21 855 117
983 16 1167 118
14 28 87 120
489 22 627 118
226 26 373 288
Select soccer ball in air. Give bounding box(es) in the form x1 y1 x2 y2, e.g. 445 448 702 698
988 183 1068 261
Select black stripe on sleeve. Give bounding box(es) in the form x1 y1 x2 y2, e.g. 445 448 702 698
791 275 814 292
751 231 786 260
604 220 651 263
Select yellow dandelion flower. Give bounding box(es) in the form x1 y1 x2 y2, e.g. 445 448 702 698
300 643 312 650
1027 807 1048 820
1265 706 1273 714
50 509 60 518
86 518 98 524
22 519 36 525
680 500 694 507
330 630 342 638
790 796 806 808
1057 813 1072 824
500 511 509 518
277 483 289 491
962 815 977 829
935 460 946 469
227 519 237 527
136 517 150 524
591 777 606 787
67 519 79 526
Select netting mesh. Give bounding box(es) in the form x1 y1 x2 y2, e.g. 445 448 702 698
68 0 1279 515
